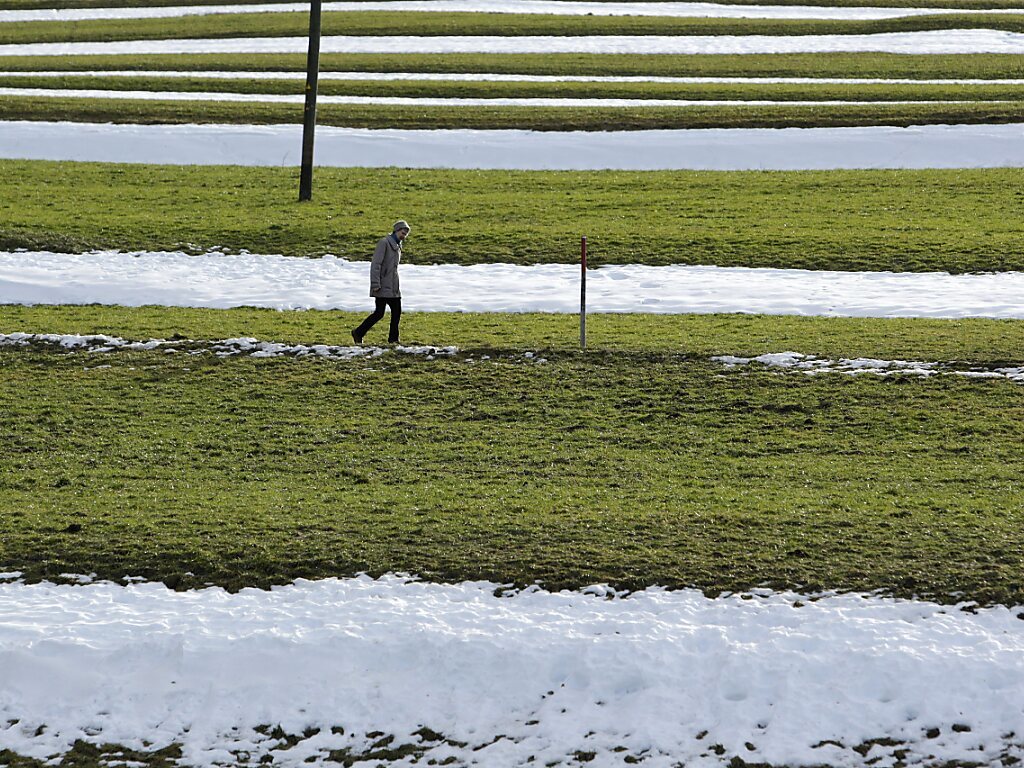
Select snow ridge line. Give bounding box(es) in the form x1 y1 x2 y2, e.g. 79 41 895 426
9 29 1024 57
8 122 1024 173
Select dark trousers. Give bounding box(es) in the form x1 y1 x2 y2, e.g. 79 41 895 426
355 297 402 342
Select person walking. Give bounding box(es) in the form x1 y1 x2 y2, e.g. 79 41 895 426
352 220 409 345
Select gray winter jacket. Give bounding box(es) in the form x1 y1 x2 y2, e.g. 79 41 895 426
369 234 402 298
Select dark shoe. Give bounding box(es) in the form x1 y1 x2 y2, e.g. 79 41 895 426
388 338 399 344
351 329 363 344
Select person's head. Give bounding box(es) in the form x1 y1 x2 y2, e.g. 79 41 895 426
393 220 411 241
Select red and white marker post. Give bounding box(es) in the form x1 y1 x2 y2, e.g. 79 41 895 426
580 236 587 351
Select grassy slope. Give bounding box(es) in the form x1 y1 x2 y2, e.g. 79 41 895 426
3 160 1024 273
2 308 1023 604
6 74 1024 101
5 94 1024 130
9 11 1024 45
2 52 1023 79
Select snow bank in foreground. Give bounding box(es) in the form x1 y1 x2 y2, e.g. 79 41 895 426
5 29 1024 56
4 121 1024 171
4 250 1024 318
4 0 1014 23
0 575 1022 767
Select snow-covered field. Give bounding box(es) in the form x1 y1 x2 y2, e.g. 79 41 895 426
4 250 1024 318
5 0 1020 23
5 5 1024 766
1 574 1022 768
5 121 1024 170
7 29 1024 56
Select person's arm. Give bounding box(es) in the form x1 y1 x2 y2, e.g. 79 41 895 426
369 238 386 294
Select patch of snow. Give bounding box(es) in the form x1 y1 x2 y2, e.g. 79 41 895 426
4 0 1020 23
712 352 1024 380
0 86 983 107
0 333 458 360
0 332 177 350
954 369 1006 378
5 251 1024 318
0 571 22 580
395 344 459 356
0 576 1022 767
6 29 1024 56
6 70 1024 85
57 573 97 584
4 121 1024 171
713 351 938 371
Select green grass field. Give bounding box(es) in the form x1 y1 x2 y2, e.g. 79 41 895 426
11 304 1024 360
10 11 1024 45
2 307 1023 604
7 94 1024 130
3 52 1024 79
4 160 1024 273
8 74 1024 102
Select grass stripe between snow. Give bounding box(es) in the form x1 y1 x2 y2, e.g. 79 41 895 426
10 12 1024 46
2 307 1023 603
3 93 1024 129
4 160 1024 274
4 74 1024 101
1 52 1022 79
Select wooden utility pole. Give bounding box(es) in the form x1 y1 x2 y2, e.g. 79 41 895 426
298 0 322 201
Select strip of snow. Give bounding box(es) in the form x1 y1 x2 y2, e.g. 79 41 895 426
0 576 1022 768
0 332 458 360
5 69 1024 85
6 29 1024 56
5 0 1022 23
5 251 1024 318
3 121 1024 171
0 86 982 107
5 333 1021 379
